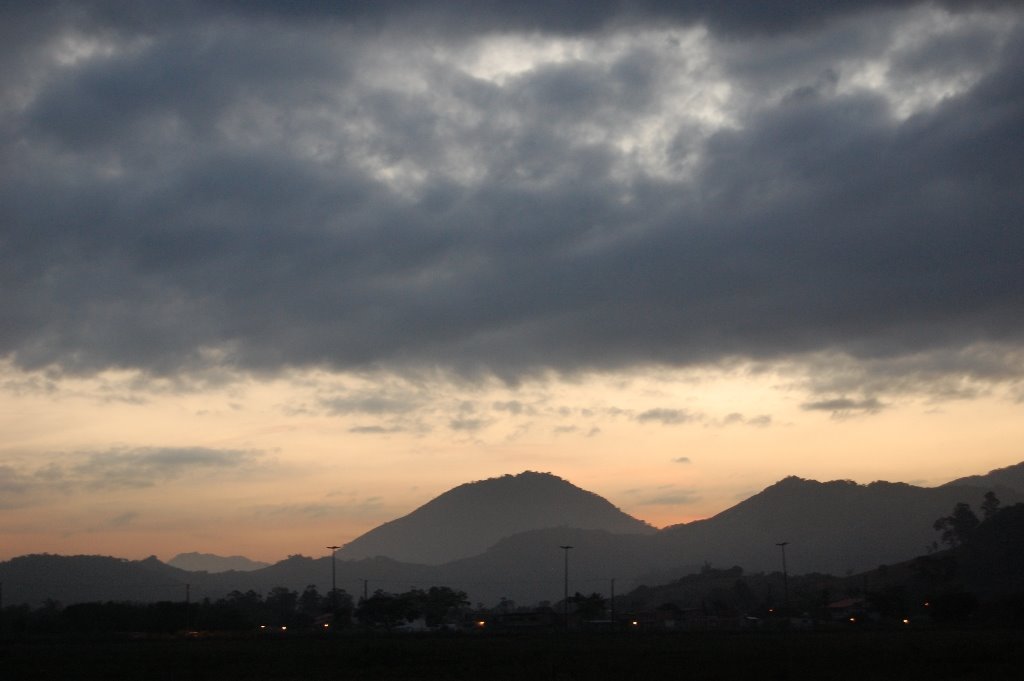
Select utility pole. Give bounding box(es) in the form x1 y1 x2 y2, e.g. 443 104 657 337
185 583 191 632
610 578 616 624
776 542 790 613
326 546 341 612
362 579 368 602
559 545 573 631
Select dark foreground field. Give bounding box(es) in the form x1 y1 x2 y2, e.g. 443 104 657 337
5 629 1023 680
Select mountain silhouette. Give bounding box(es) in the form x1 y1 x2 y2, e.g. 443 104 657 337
3 463 1022 608
617 501 1024 620
167 552 269 572
396 475 1023 606
942 461 1024 496
650 476 1023 577
0 554 191 605
335 471 655 565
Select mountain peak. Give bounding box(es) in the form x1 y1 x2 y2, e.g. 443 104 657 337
336 471 655 565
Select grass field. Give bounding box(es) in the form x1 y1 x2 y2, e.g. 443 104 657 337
5 629 1022 680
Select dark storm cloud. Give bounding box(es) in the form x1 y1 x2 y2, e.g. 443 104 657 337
720 413 772 427
449 416 489 432
493 400 533 416
70 446 263 489
349 425 406 434
2 1 1023 394
25 0 1008 37
801 397 885 416
636 408 700 425
0 447 263 506
792 346 1024 399
321 394 423 416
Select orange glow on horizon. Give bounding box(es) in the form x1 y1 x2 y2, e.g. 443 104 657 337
0 364 1022 562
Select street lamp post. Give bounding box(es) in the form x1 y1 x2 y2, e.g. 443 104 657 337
776 542 789 613
610 578 616 624
326 545 341 612
559 545 573 630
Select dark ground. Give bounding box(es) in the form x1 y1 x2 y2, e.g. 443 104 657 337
4 629 1023 680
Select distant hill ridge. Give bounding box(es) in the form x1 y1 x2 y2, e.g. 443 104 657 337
168 552 270 573
652 472 1024 576
942 461 1024 495
4 462 1022 607
335 471 656 565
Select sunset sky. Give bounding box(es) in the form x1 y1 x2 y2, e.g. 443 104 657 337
2 1 1023 564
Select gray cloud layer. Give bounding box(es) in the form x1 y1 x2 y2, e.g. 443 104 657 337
10 1 1004 38
71 446 262 489
2 1 1023 392
801 396 885 416
0 446 262 508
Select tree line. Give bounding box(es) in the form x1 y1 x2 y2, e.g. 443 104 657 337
3 492 1021 636
0 584 472 636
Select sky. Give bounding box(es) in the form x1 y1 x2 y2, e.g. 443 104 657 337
2 0 1023 563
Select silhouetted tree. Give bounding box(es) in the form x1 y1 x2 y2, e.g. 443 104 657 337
298 585 323 617
571 592 606 620
416 586 469 627
733 579 754 610
265 586 299 626
327 588 355 626
353 587 466 629
981 491 1001 519
356 590 412 629
934 502 980 547
221 589 264 627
